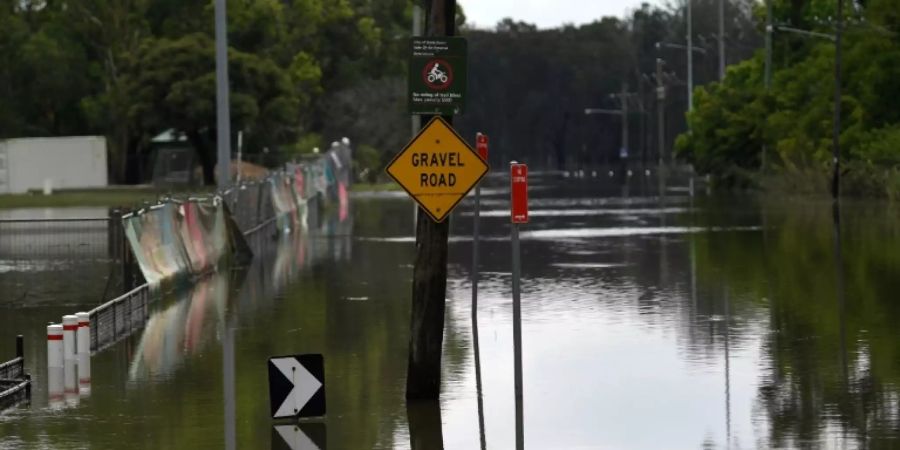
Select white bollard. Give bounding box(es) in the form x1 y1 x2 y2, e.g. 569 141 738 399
47 324 64 371
62 315 78 364
47 324 64 408
76 312 91 394
62 315 79 401
64 358 79 407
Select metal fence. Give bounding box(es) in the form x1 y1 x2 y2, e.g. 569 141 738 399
0 217 112 261
0 338 29 410
0 215 128 306
73 142 353 354
88 284 151 353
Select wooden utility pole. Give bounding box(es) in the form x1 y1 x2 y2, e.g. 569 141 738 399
406 0 456 400
832 0 843 200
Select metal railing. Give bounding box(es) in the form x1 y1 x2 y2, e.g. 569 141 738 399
0 337 30 410
88 284 151 353
61 142 353 356
0 217 112 261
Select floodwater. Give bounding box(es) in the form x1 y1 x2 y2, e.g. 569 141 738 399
2 174 900 449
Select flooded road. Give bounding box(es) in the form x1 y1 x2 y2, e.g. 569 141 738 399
2 174 899 449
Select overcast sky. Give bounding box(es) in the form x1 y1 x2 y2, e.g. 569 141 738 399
459 0 667 30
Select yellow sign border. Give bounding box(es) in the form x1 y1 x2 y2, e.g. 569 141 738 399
385 116 489 223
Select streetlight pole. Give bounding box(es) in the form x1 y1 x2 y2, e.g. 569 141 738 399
832 0 843 200
620 84 629 161
718 0 725 80
214 0 231 189
762 0 773 171
656 58 666 168
686 0 693 111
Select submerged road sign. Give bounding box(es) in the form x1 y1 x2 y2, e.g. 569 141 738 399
511 163 529 224
268 354 325 419
386 117 489 222
409 37 467 115
272 423 326 450
476 133 489 161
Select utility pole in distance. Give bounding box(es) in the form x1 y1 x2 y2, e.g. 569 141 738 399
718 0 725 80
656 58 666 168
584 84 639 170
686 0 693 111
214 0 231 189
406 0 455 400
762 0 772 171
832 0 843 200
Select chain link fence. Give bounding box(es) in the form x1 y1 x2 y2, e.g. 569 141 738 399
81 142 352 354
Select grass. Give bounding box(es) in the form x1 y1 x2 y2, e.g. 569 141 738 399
0 186 210 209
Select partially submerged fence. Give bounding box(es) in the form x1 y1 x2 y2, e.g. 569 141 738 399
0 217 111 260
82 142 352 353
88 285 152 353
0 336 29 411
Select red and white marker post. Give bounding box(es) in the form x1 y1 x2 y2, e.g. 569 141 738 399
47 323 64 407
510 163 528 224
476 133 488 161
62 315 78 404
472 132 489 314
76 312 91 394
509 162 528 449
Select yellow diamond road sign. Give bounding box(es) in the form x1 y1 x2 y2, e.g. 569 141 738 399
386 117 489 222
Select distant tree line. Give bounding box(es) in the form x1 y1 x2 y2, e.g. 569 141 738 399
0 0 766 185
677 0 900 197
0 0 411 184
455 2 761 171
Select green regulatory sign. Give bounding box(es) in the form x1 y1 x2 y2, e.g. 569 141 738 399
408 37 467 116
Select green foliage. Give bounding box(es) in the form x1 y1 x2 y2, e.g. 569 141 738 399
678 1 900 196
0 0 405 184
678 56 767 186
284 132 325 161
354 144 383 183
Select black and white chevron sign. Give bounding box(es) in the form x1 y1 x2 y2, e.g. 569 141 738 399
271 423 326 450
268 354 326 419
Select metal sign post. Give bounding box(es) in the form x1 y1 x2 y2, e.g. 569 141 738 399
472 132 488 449
472 132 488 314
510 162 528 450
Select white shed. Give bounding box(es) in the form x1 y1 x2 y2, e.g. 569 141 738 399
0 136 108 194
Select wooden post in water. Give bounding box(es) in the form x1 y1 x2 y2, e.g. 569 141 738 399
406 0 456 400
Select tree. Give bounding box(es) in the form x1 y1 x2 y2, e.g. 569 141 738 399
125 33 310 185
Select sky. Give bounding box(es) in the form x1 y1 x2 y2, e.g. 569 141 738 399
459 0 667 30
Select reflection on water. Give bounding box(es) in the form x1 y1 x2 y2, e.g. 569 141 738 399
128 273 229 380
5 177 900 449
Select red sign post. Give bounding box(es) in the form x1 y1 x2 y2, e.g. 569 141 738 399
476 133 489 161
509 161 527 420
510 163 528 223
